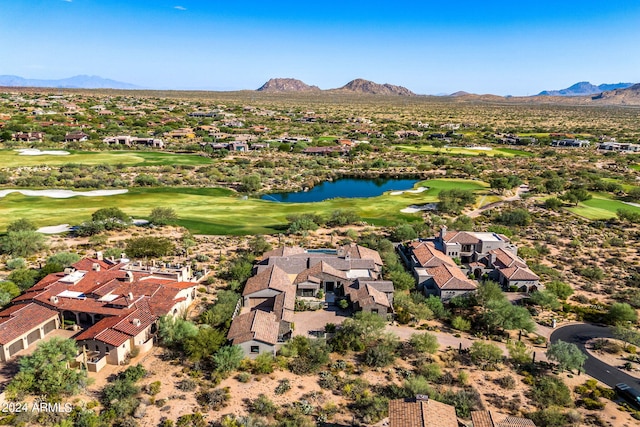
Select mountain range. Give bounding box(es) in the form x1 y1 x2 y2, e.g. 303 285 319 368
2 74 640 104
537 81 634 96
0 75 139 89
257 78 415 96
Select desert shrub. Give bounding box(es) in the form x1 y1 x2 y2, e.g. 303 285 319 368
451 316 471 332
248 394 276 416
274 379 291 395
197 387 230 410
529 376 572 408
496 375 516 390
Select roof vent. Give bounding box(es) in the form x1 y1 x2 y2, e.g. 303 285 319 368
92 263 101 272
133 318 141 327
416 394 429 402
63 267 75 275
128 292 134 301
126 271 134 282
50 296 59 304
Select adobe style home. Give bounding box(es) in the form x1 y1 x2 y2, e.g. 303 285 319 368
228 244 394 358
388 396 537 427
0 254 198 369
400 227 540 301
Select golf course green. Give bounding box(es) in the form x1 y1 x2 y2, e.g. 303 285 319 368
0 179 489 235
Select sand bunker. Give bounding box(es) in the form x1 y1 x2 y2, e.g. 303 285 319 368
37 224 72 234
133 219 150 226
0 189 128 198
401 203 437 213
16 149 70 156
390 186 428 196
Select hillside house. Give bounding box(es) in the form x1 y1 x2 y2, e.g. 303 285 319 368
103 135 164 148
64 131 89 142
229 244 393 357
0 255 198 367
13 132 44 142
400 227 540 299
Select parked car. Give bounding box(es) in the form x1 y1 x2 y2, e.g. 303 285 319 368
615 383 640 409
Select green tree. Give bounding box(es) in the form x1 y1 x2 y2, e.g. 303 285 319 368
530 376 572 408
327 209 360 226
239 174 261 192
6 338 87 399
7 268 38 290
388 270 415 291
607 302 638 325
6 218 37 233
546 340 587 373
47 252 81 267
469 341 503 370
529 290 561 310
0 281 20 306
451 316 471 331
330 311 386 353
0 230 47 257
544 197 563 210
157 316 199 350
392 224 417 242
546 281 573 300
126 236 175 258
507 340 532 367
183 327 225 362
409 332 439 354
363 333 400 367
200 290 240 328
149 207 178 226
496 209 531 226
212 345 245 376
560 188 591 206
438 189 476 214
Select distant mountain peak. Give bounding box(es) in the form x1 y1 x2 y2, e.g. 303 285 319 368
336 78 415 96
538 81 634 96
256 78 320 92
0 74 139 89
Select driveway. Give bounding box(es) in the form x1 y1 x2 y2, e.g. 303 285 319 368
550 323 640 388
292 308 350 337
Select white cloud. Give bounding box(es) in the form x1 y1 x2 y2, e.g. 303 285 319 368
174 5 187 11
62 0 73 2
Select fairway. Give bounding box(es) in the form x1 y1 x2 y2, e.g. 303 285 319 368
0 179 490 235
393 144 533 157
0 150 213 167
567 194 640 220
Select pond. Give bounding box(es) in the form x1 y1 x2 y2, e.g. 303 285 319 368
261 178 419 203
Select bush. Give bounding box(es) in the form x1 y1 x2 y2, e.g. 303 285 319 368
252 353 275 374
274 379 291 395
126 236 175 258
451 316 471 332
197 387 230 410
496 375 516 390
469 341 503 370
530 376 572 408
409 333 439 354
249 394 276 416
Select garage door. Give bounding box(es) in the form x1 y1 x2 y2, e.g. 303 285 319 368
8 340 24 357
27 329 41 346
43 319 57 334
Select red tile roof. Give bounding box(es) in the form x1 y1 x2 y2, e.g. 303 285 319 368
388 399 458 427
426 264 478 291
244 265 292 296
409 241 456 268
0 303 59 345
227 310 279 345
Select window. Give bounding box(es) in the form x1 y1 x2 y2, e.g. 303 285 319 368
371 309 379 314
250 346 259 354
325 281 335 292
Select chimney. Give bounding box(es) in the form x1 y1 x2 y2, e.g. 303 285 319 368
128 292 134 301
50 296 59 304
92 263 101 272
126 271 134 282
133 318 141 327
96 251 103 261
440 226 447 241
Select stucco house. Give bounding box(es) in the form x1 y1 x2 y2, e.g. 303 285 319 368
0 255 198 367
227 310 280 358
0 303 60 362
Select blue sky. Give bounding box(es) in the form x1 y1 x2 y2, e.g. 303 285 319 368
1 0 639 95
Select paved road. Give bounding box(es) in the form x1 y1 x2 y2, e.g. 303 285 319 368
550 323 640 388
